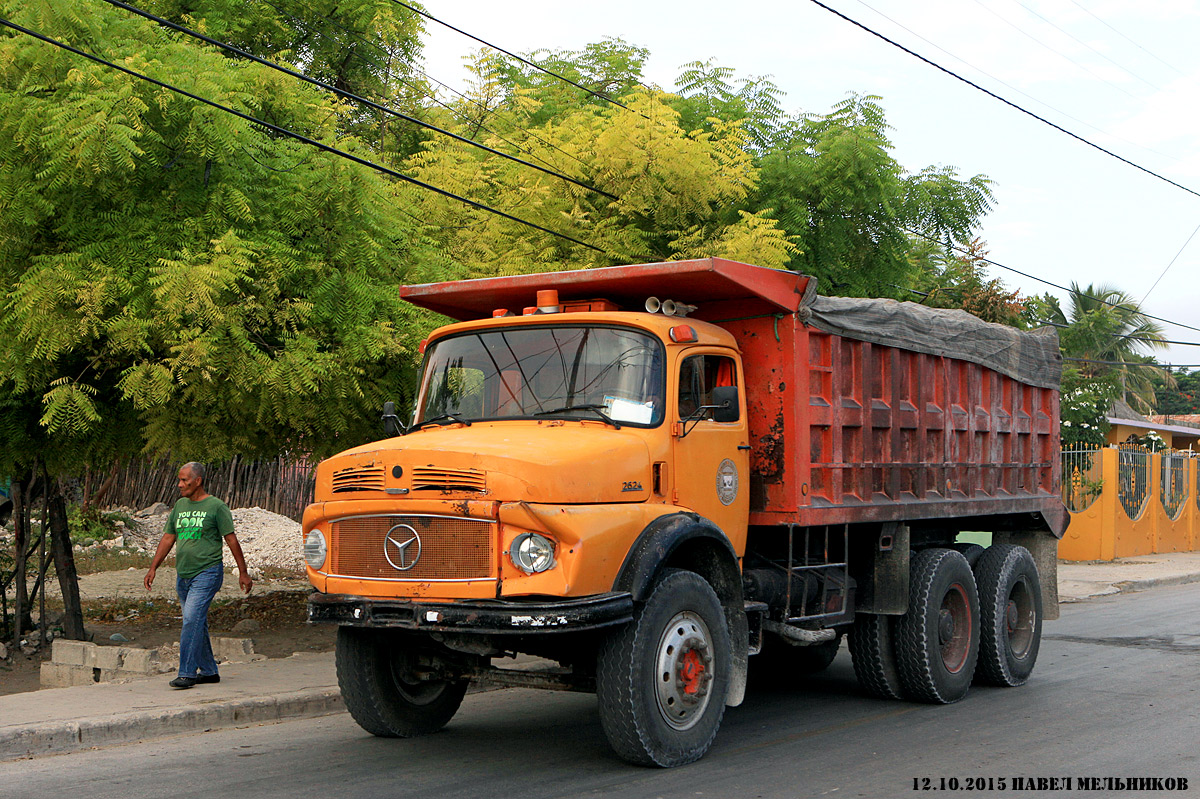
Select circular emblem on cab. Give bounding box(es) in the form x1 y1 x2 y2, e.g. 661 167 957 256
384 523 422 571
716 459 739 506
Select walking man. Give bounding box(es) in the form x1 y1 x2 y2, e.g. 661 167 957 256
145 462 253 689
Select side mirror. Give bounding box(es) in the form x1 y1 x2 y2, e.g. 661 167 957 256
382 401 406 437
711 385 740 423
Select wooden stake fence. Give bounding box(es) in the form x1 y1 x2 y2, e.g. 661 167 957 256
105 456 316 521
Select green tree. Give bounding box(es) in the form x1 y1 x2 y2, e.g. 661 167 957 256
407 58 796 275
1153 368 1200 416
749 94 993 296
912 238 1026 326
1046 283 1170 413
484 38 650 129
672 59 785 153
0 0 434 639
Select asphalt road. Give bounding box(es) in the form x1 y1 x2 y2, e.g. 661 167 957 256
6 584 1199 799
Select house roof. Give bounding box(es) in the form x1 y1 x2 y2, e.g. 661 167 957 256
1148 414 1200 429
1108 398 1149 423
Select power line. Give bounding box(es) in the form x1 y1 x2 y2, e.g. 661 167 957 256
1034 319 1200 348
806 0 1200 201
0 15 608 253
1065 356 1200 368
1066 0 1184 76
850 0 1184 166
1142 219 1200 303
1008 0 1161 91
903 227 1200 336
967 0 1135 98
98 0 617 201
249 0 595 173
384 0 650 118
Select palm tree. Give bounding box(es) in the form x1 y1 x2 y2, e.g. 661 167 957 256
1045 283 1171 412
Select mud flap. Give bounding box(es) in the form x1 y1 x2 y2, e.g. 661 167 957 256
726 604 748 707
858 522 910 615
993 531 1060 621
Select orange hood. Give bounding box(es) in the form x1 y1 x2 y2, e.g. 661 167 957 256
318 421 653 504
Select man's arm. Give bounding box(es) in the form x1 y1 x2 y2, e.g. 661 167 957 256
145 533 177 591
224 533 253 594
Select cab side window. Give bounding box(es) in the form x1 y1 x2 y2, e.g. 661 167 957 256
678 355 738 420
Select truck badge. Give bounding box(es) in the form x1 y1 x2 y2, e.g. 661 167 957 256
716 459 738 505
384 523 422 570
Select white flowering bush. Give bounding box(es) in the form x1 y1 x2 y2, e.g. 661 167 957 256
1060 372 1116 447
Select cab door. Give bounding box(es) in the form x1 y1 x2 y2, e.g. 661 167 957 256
670 350 750 553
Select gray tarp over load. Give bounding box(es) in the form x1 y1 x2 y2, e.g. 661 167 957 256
800 295 1062 391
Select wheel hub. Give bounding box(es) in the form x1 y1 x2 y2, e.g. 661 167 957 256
655 611 715 731
938 583 971 674
938 608 956 644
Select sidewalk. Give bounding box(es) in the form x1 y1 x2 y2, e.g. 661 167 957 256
1058 551 1200 601
5 551 1200 762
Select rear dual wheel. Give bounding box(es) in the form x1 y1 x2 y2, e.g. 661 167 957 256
895 548 980 704
974 544 1042 687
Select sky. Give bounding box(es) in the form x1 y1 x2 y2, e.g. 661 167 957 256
415 0 1200 367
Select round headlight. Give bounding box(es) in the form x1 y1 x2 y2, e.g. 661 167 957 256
304 528 327 570
509 533 556 574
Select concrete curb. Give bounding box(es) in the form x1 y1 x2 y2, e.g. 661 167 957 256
0 687 344 762
1113 572 1200 594
1060 571 1200 602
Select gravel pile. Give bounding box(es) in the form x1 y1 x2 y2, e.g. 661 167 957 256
127 504 303 576
223 507 304 574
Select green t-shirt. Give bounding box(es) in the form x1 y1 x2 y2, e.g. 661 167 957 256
166 496 234 579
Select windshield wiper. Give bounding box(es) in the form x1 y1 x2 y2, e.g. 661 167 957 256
411 413 473 432
534 404 621 429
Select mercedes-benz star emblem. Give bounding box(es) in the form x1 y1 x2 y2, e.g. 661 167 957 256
384 523 422 571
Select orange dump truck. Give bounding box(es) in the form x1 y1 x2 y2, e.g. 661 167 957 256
303 258 1067 766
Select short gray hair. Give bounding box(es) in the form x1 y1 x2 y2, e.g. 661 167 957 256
182 462 207 484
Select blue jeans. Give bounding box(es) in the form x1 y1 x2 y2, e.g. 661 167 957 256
176 564 223 679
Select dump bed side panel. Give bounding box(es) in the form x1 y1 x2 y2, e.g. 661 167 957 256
737 316 1063 531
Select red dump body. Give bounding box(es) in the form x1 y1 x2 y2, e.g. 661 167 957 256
402 257 1067 536
729 312 1063 532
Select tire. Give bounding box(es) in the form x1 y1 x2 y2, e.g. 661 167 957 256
951 542 985 569
335 626 469 737
848 613 903 700
895 549 980 704
596 569 731 767
754 631 843 682
974 544 1042 687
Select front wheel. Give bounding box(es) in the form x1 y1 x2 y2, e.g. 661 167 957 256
596 569 731 767
335 627 469 738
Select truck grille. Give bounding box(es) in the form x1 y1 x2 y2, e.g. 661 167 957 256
331 465 386 493
410 467 486 492
331 515 493 580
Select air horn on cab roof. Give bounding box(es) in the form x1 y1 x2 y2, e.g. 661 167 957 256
644 297 697 317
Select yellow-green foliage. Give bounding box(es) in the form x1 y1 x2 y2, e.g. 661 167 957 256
0 0 435 472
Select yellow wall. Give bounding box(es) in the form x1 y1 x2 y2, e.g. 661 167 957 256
1060 448 1197 561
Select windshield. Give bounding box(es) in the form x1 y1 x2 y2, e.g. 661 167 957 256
416 326 665 427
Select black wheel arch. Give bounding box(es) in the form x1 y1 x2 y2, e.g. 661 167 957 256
613 512 749 707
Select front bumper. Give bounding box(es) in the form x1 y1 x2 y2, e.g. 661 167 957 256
307 591 633 635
